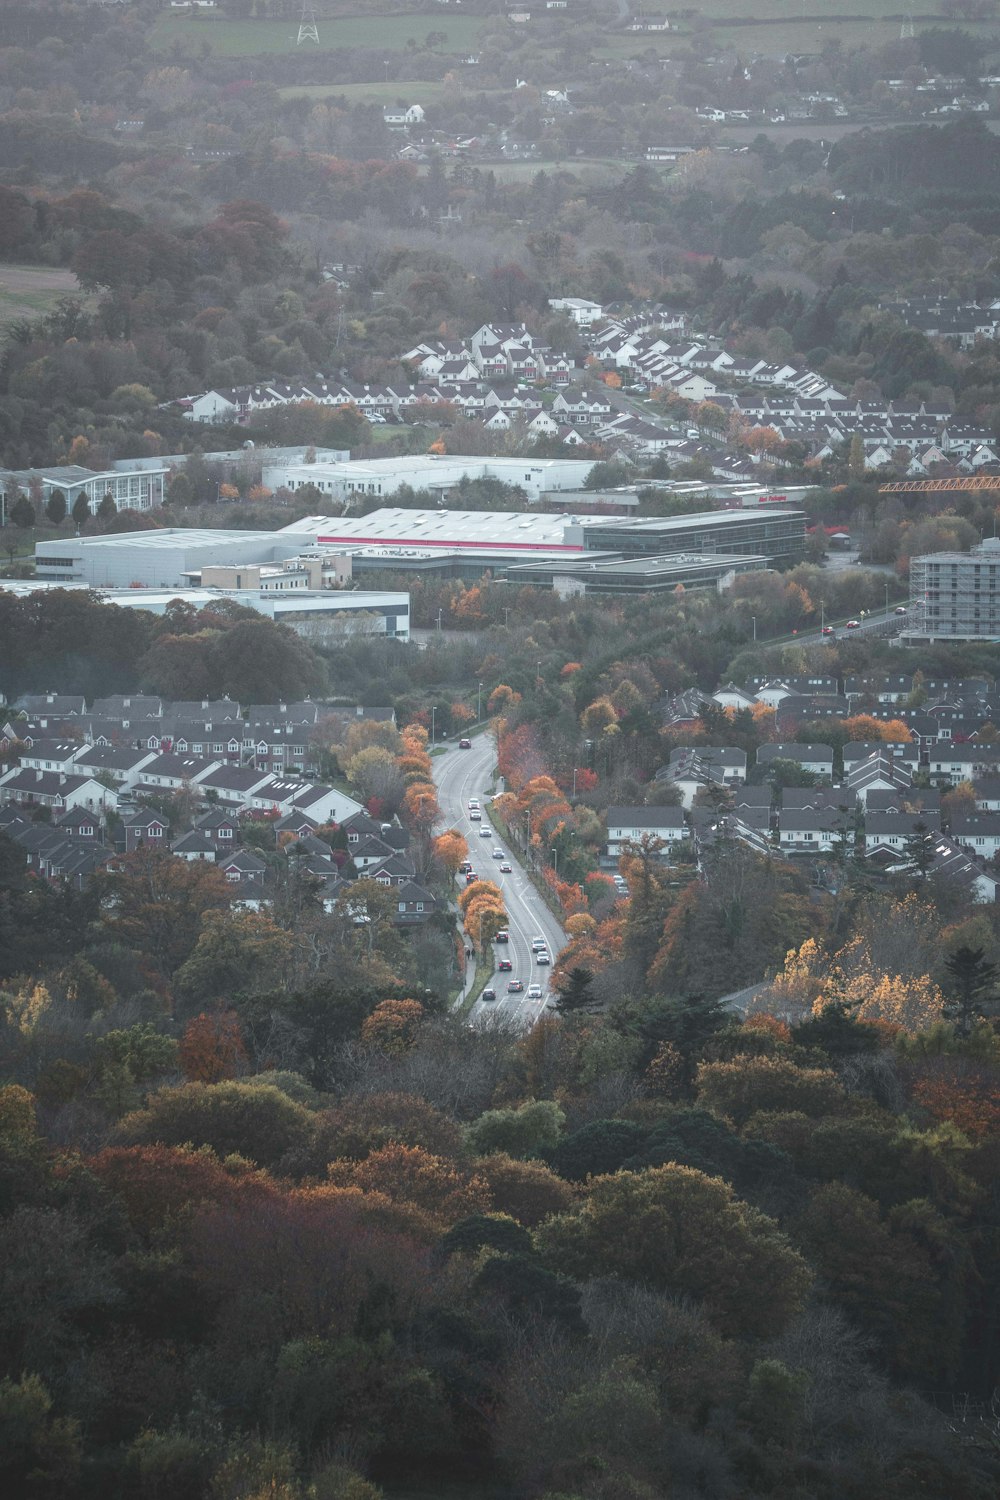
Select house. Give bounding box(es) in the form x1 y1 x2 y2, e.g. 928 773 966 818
218 849 267 886
120 809 169 852
18 741 86 774
950 812 1000 860
928 745 1000 783
751 675 839 706
778 806 854 853
842 741 919 772
135 753 221 793
756 743 834 780
864 810 941 854
171 830 218 862
195 766 275 808
71 746 159 789
667 746 747 787
605 805 687 862
249 778 365 826
548 297 604 327
972 776 1000 813
927 835 999 902
712 683 757 711
195 808 240 845
0 768 117 813
15 694 86 716
393 881 438 924
846 751 915 806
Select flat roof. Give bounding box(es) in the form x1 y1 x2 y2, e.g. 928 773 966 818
282 508 596 552
508 551 767 578
585 509 805 533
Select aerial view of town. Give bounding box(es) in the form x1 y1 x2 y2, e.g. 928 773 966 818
4 1 1000 1497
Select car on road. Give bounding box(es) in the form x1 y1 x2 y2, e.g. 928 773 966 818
536 950 551 965
527 983 543 1000
497 956 513 971
458 738 472 749
499 861 512 872
469 810 482 820
479 827 492 838
894 605 907 615
481 987 497 1002
495 929 509 944
846 619 861 629
492 848 504 859
507 979 524 993
531 936 547 951
821 625 835 636
465 872 478 885
459 860 472 874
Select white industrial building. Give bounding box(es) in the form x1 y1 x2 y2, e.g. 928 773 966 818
35 529 305 587
1 464 168 518
263 455 598 503
0 578 409 641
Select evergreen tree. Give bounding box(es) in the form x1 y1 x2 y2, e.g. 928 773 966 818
45 489 66 525
10 496 34 528
71 493 90 527
942 945 998 1036
555 966 596 1013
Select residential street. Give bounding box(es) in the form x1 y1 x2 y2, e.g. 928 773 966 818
433 733 566 1028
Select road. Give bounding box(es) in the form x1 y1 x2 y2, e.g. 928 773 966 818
433 734 566 1029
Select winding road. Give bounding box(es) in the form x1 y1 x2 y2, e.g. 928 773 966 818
433 733 566 1028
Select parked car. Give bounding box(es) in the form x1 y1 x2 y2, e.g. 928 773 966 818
458 738 472 749
507 979 524 993
527 983 543 1000
481 987 497 1002
497 957 513 972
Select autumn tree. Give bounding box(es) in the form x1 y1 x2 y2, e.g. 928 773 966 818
115 1080 314 1169
360 998 426 1056
173 909 294 1007
432 829 468 876
179 1009 248 1084
535 1164 811 1336
325 1143 490 1227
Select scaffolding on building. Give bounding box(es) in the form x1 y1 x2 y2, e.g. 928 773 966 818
878 477 1000 493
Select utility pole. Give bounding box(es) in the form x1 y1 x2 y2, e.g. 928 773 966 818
752 616 757 642
436 608 443 633
477 680 483 721
297 0 320 45
430 705 436 744
551 847 558 875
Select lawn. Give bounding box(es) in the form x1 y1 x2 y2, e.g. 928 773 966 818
706 16 1000 57
151 11 491 57
0 265 82 328
279 79 457 105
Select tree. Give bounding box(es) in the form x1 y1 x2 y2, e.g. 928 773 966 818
551 1119 648 1182
10 496 34 528
97 848 232 978
179 1009 248 1083
470 1152 575 1226
360 998 425 1055
0 1373 82 1498
695 1055 846 1126
44 491 66 526
465 1099 565 1160
325 1143 490 1227
535 1164 811 1337
174 908 294 1006
97 492 117 526
555 965 596 1013
70 493 90 528
941 946 998 1036
116 1080 314 1169
441 1212 532 1259
904 820 937 879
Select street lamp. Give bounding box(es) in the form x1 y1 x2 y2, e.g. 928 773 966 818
752 616 757 642
551 847 558 874
885 582 889 616
430 705 436 744
536 659 542 683
477 681 483 721
572 767 577 798
503 607 510 628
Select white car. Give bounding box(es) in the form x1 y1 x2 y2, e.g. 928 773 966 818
479 827 492 838
469 810 482 821
531 936 547 951
527 982 543 1000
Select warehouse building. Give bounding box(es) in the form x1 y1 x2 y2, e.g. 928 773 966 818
264 455 599 503
574 508 808 564
504 551 768 596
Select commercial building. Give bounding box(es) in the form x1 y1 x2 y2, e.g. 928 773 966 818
504 551 768 596
908 539 1000 641
264 455 598 503
35 529 305 587
575 508 808 565
2 464 168 519
0 579 410 641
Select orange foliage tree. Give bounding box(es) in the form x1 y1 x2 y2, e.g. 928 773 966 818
432 829 469 875
402 781 440 832
360 998 426 1055
179 1008 248 1083
325 1143 491 1227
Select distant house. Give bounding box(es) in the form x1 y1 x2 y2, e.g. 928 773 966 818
756 743 834 780
605 806 687 862
778 806 853 853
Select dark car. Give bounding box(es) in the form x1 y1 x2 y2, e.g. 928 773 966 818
507 978 524 993
497 957 513 972
459 860 473 874
459 738 472 749
465 871 478 885
495 929 509 944
481 987 497 1002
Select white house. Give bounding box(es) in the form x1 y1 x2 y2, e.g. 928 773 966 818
951 812 1000 859
778 807 853 853
757 743 835 780
605 805 687 862
548 297 604 327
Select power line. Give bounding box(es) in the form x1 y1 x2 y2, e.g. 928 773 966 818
297 0 319 46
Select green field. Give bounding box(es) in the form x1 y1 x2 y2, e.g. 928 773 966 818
708 15 1000 57
152 11 491 57
279 79 457 105
0 265 82 328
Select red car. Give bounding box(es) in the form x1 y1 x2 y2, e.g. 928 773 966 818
465 872 478 885
821 625 834 636
846 619 861 630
